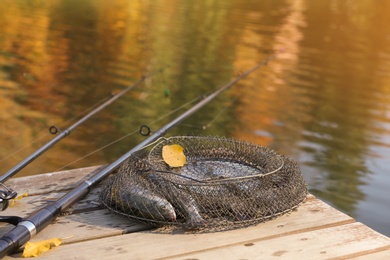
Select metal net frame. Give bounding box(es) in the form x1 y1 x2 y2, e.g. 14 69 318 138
100 136 308 232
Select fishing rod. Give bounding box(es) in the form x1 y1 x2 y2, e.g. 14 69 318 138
0 53 276 258
0 69 164 212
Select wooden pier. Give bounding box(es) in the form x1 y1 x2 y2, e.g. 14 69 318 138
1 166 390 259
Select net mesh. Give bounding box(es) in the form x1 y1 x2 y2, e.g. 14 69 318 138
100 136 308 232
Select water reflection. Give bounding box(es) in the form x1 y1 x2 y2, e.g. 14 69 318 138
0 0 390 236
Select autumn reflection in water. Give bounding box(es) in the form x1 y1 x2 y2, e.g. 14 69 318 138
1 0 390 236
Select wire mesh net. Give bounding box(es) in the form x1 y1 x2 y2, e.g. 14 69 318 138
100 136 308 232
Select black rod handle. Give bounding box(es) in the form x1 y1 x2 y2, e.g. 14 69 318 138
0 204 60 258
0 225 33 258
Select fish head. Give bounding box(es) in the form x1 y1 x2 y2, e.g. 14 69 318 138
159 201 176 222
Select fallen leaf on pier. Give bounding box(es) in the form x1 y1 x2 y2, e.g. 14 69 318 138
22 238 62 257
9 192 28 207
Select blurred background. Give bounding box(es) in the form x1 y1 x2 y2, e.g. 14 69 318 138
0 0 389 236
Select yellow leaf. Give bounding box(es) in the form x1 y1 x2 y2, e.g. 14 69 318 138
16 192 28 200
22 238 62 258
162 144 186 167
9 192 28 207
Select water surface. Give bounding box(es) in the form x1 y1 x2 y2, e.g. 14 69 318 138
1 0 389 236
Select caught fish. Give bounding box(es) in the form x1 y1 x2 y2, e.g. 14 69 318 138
165 184 207 228
147 171 207 228
116 181 177 222
172 160 261 220
101 170 177 223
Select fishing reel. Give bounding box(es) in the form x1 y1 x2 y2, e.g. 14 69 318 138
0 183 17 211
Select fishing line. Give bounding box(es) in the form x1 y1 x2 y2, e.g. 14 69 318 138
0 66 167 167
0 93 116 165
69 88 235 167
173 77 244 131
0 67 168 188
52 94 203 172
0 138 44 165
49 94 115 133
179 97 239 130
202 100 235 129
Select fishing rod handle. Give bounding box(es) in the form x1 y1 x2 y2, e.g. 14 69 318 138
0 225 31 258
0 181 90 258
0 205 59 258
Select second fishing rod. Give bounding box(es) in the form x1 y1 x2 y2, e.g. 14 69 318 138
0 68 165 211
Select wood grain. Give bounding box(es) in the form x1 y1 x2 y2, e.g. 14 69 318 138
1 169 389 260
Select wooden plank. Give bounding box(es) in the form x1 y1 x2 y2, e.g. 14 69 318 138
3 170 389 260
3 176 112 220
30 209 151 244
1 165 120 221
23 222 388 260
5 197 356 259
1 182 105 223
1 192 66 219
349 249 390 260
165 222 390 260
0 207 150 245
5 166 103 195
